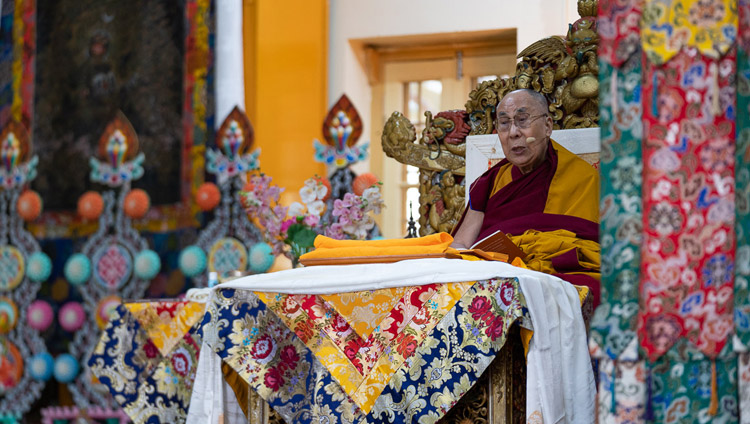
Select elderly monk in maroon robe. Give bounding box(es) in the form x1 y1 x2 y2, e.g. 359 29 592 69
451 89 601 304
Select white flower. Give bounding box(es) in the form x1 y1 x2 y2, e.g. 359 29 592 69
315 183 328 200
307 200 326 217
287 202 306 217
243 192 261 207
299 184 317 204
362 186 383 213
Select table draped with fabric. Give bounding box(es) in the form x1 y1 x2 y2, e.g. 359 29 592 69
187 258 595 424
88 240 595 423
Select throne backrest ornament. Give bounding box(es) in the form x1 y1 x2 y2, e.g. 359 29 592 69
207 106 260 184
313 94 369 168
0 121 38 190
90 112 145 187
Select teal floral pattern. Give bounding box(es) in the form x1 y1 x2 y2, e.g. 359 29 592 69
649 341 738 422
735 2 750 346
592 54 644 360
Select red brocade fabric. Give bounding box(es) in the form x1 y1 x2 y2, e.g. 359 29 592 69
638 48 736 360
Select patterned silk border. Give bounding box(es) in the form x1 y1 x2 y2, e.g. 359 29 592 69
638 48 736 360
593 54 644 360
735 4 750 347
598 0 643 67
641 0 738 65
202 279 522 424
89 304 203 424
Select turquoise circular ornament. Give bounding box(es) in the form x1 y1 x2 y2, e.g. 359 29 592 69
64 254 91 286
179 246 206 278
29 352 54 381
134 250 161 280
27 252 52 283
53 353 79 383
248 242 274 273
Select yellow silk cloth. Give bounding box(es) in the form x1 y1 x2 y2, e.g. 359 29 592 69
125 301 205 356
254 280 474 413
509 229 601 280
640 0 737 64
320 287 410 339
300 232 459 259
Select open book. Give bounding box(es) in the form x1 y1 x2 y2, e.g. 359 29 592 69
467 230 527 263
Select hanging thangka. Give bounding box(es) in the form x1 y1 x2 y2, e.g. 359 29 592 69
0 0 213 236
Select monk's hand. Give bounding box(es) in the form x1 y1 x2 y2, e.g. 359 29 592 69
450 242 468 249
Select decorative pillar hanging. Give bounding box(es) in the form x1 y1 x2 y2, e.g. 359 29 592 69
0 121 49 418
63 112 159 409
592 0 647 419
595 0 748 420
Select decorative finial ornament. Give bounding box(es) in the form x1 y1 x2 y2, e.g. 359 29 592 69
406 201 418 238
0 121 37 190
314 94 369 168
206 106 260 184
89 111 145 187
577 0 597 17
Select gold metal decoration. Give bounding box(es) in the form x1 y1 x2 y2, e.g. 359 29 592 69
381 111 468 236
466 0 599 133
382 111 466 174
420 169 465 236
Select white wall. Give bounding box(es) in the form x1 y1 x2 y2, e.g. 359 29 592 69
328 0 581 161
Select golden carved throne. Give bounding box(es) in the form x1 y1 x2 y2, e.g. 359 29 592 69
380 2 599 422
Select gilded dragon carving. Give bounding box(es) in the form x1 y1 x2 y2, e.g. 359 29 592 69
382 111 467 174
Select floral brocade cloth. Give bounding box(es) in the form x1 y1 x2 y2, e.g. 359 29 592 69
638 48 736 360
201 278 523 424
592 54 644 360
641 0 738 65
736 3 750 347
88 301 205 424
598 0 644 67
595 339 739 423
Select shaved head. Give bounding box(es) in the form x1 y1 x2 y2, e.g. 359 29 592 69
497 89 549 117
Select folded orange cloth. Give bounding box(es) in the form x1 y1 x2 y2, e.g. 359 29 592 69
300 232 457 259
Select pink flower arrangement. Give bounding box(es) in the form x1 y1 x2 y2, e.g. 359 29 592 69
241 174 289 255
241 173 384 263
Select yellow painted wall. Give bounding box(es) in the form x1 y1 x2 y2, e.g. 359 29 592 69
243 0 328 204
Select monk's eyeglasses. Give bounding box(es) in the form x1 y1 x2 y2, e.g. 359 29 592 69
496 113 547 132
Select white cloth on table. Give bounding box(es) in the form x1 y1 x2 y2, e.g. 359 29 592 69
186 340 248 424
521 270 595 423
204 258 596 423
